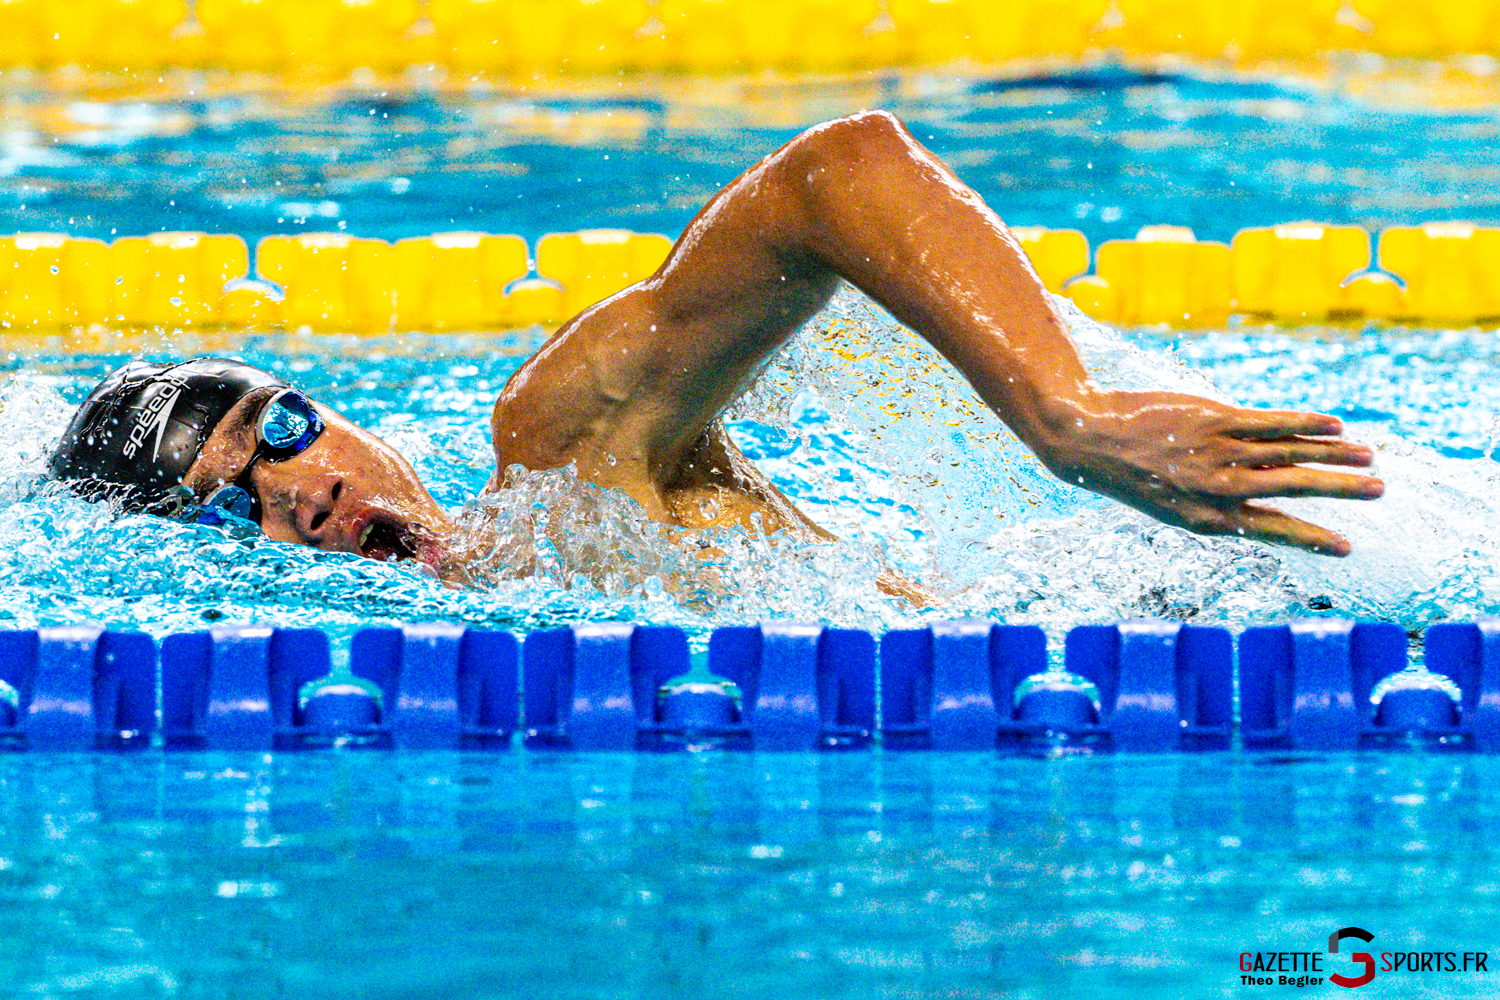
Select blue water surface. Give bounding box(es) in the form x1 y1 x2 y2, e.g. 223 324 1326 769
5 750 1499 999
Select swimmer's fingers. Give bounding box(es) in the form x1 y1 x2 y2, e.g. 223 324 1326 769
1228 435 1375 469
1221 409 1346 440
1226 502 1353 557
877 568 937 609
1217 466 1385 501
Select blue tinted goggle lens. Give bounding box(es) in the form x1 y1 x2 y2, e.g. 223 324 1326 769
201 484 256 522
158 485 260 537
256 389 323 460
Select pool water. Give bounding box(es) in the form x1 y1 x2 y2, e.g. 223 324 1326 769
6 750 1500 999
6 66 1500 997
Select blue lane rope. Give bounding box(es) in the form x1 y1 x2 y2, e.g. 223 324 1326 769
0 617 1493 752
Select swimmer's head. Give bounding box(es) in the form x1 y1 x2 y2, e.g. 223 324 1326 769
49 358 285 509
51 358 454 568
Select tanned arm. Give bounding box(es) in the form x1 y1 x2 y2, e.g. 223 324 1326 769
491 110 1383 556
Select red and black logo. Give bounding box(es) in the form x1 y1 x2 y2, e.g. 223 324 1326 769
1240 926 1488 989
1328 927 1376 989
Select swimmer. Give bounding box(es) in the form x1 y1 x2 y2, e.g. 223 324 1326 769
48 111 1384 591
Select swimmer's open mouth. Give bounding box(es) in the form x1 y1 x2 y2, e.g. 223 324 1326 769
357 518 418 562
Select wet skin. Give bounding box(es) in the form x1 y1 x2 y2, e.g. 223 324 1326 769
183 388 453 567
184 110 1383 578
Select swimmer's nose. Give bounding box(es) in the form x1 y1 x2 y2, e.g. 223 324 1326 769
293 477 343 545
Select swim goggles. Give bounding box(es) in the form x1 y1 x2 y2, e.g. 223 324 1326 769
157 388 326 534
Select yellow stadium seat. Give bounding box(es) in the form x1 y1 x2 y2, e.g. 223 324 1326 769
568 0 656 73
66 237 113 325
1092 225 1232 326
1010 226 1090 293
1231 222 1370 321
965 2 1017 61
0 0 46 67
12 0 185 69
391 232 528 330
430 0 574 74
327 0 423 74
536 230 673 317
17 0 1500 70
0 234 110 328
200 0 414 73
257 234 394 332
503 278 569 326
887 0 976 65
92 0 188 69
111 233 248 328
658 0 744 73
427 0 508 73
736 0 799 70
1230 0 1343 60
70 238 114 326
217 282 284 327
507 0 572 73
632 9 673 72
273 0 347 72
1352 0 1498 58
1061 275 1121 323
34 0 100 67
975 0 1105 60
785 0 881 71
1339 271 1406 321
1377 222 1500 323
195 0 288 71
1111 0 1234 57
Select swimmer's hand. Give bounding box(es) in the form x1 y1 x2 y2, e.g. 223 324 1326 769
1032 390 1384 556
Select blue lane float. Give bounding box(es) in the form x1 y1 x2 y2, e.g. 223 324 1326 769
523 622 874 750
160 625 518 750
0 627 155 750
1063 620 1233 751
1241 618 1483 749
880 619 1231 751
1420 621 1500 748
4 616 1499 752
351 624 519 748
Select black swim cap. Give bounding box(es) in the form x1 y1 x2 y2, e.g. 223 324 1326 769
48 358 287 512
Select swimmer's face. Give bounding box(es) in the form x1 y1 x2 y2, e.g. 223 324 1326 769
182 388 454 568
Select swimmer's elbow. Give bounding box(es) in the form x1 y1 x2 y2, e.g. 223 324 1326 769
823 109 911 144
793 110 913 172
780 111 920 226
